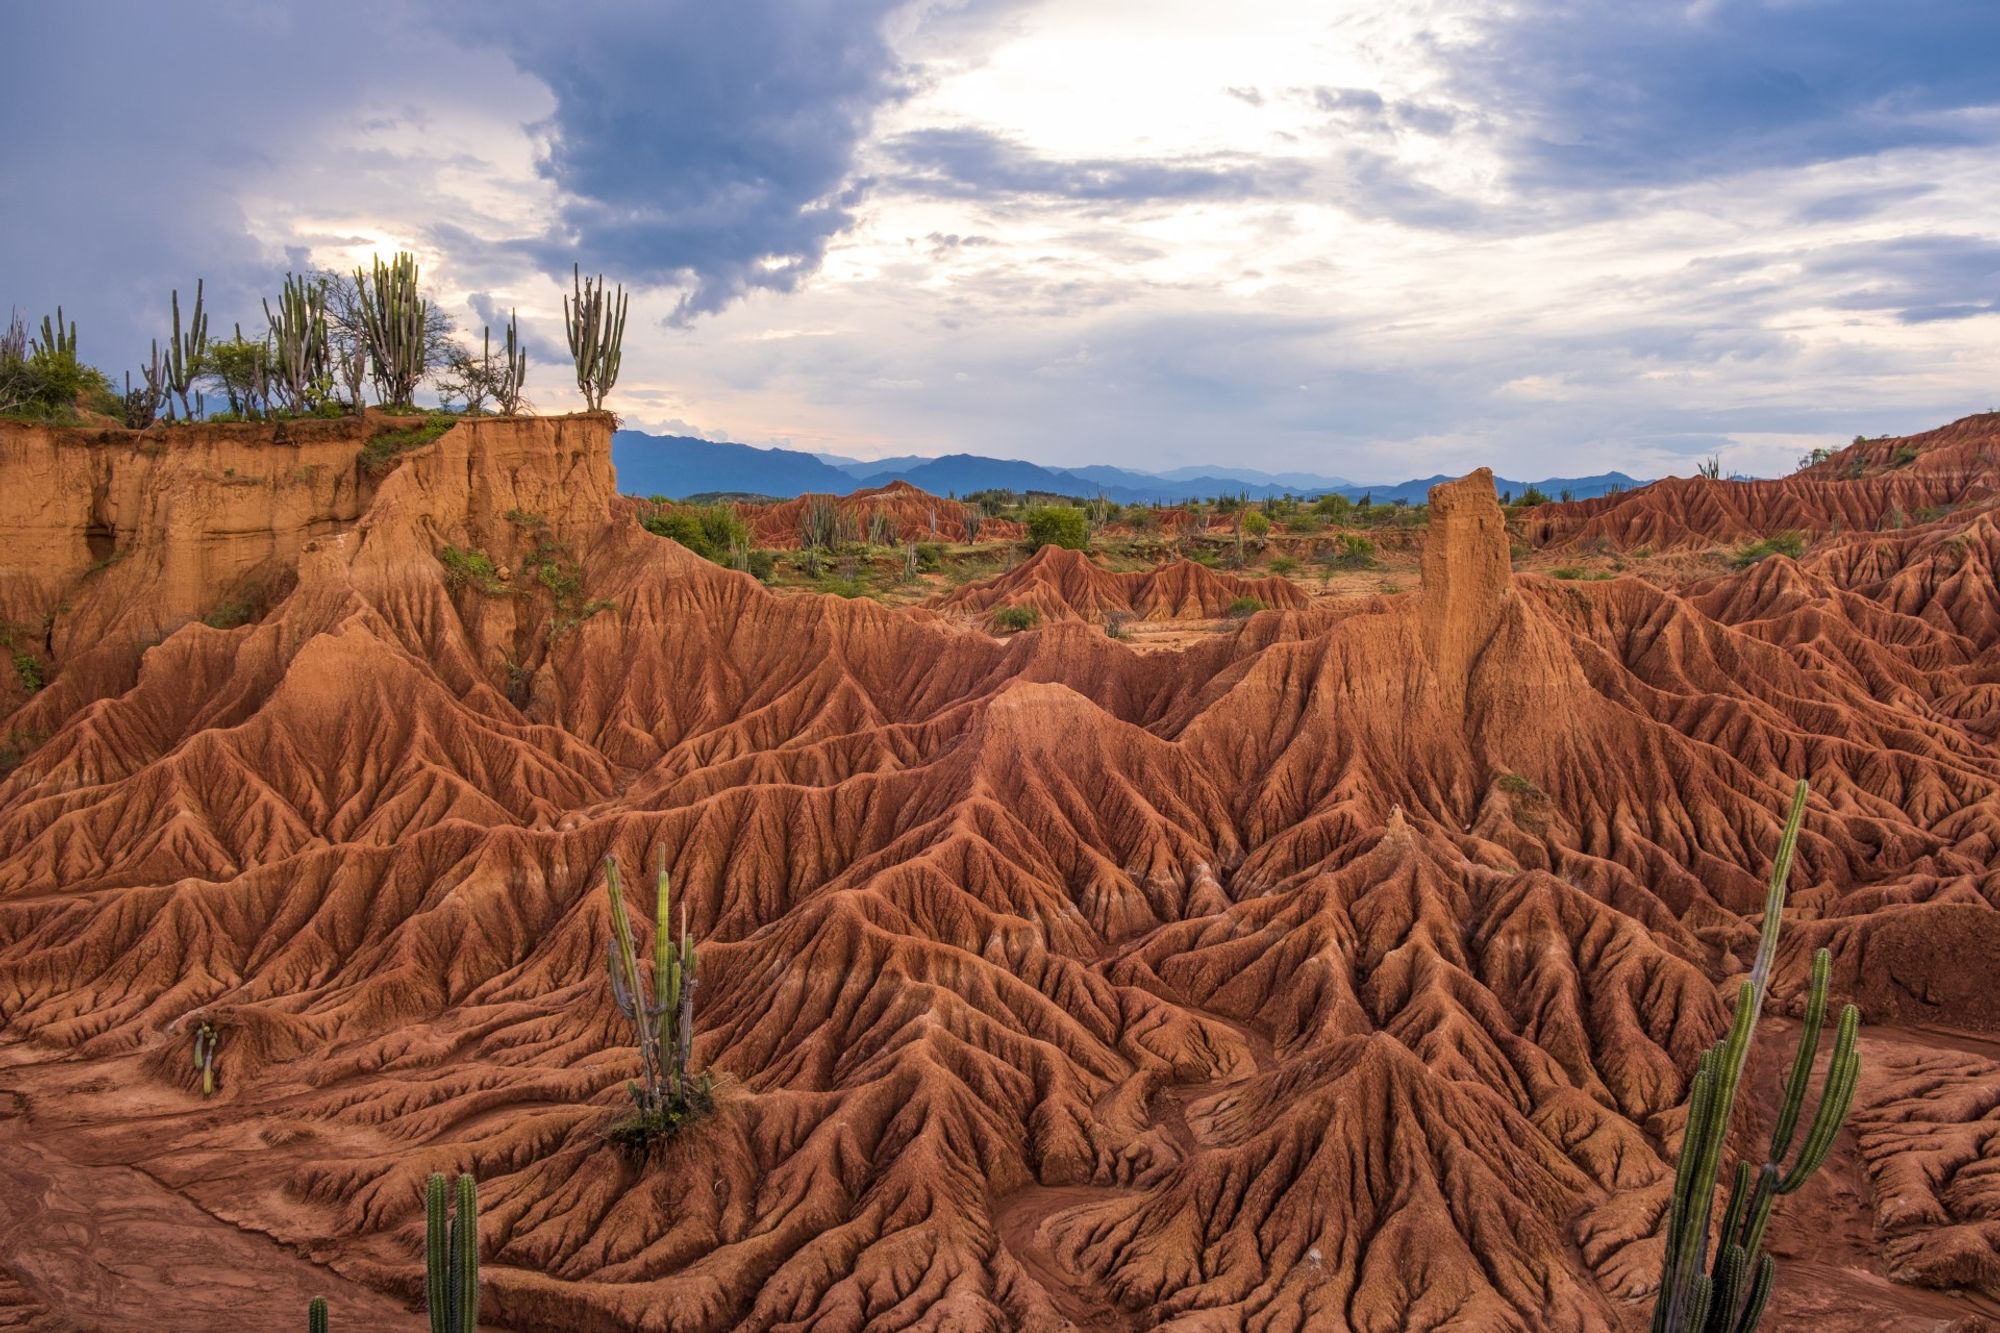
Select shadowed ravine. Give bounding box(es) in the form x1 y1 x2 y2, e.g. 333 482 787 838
4 413 2000 1329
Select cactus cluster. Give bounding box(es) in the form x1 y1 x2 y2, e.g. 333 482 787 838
122 340 166 429
355 252 429 408
1650 779 1863 1332
496 310 528 415
564 265 627 411
32 308 76 359
425 1172 480 1333
800 495 849 575
962 504 983 543
603 851 712 1147
165 282 209 422
265 272 330 414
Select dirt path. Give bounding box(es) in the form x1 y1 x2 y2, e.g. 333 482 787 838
0 1092 416 1332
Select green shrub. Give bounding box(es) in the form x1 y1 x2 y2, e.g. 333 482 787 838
1516 486 1551 506
1892 444 1919 467
1268 555 1298 575
1225 596 1264 618
746 548 777 581
11 651 42 693
914 542 944 572
439 545 506 593
1330 534 1376 568
995 605 1040 632
203 595 256 628
1025 505 1088 551
642 502 748 563
0 344 118 422
1729 533 1806 568
1240 511 1271 539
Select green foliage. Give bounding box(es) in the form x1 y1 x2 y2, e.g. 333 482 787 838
265 272 331 414
603 852 713 1151
11 650 42 693
1225 595 1264 618
1025 505 1088 551
994 605 1040 632
1728 533 1806 568
203 595 256 629
425 1172 480 1333
1268 555 1298 576
565 265 628 411
1891 444 1919 467
361 414 455 475
203 329 273 418
746 548 777 582
914 542 944 573
799 495 851 574
0 310 118 422
1240 511 1271 539
1313 492 1353 520
439 545 506 594
1496 772 1544 799
866 507 896 546
642 502 749 564
1650 780 1861 1333
1329 534 1376 569
1516 486 1551 506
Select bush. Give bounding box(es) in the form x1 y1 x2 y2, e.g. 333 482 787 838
439 544 506 593
642 502 749 563
1025 505 1088 551
11 651 42 693
1729 532 1806 568
746 548 776 581
0 345 117 422
915 542 944 572
995 605 1040 632
1225 596 1264 618
1240 511 1271 539
1516 486 1551 507
1268 555 1298 575
1330 534 1376 568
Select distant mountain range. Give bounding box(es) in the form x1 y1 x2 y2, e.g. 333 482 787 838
616 431 1645 506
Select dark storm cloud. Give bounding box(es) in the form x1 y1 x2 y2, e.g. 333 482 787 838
1449 0 2000 191
455 0 919 325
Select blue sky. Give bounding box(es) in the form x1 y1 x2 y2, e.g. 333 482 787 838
4 0 1997 478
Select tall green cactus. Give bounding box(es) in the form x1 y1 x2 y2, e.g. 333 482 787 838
496 309 527 415
564 265 627 411
166 281 209 421
424 1171 478 1333
604 851 708 1143
266 272 330 414
355 252 429 408
32 308 76 359
1650 779 1863 1332
306 1295 329 1333
193 1020 219 1096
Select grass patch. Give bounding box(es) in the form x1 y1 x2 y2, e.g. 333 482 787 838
203 595 256 629
439 545 508 594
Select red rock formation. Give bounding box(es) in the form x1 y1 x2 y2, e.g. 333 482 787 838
3 416 2000 1330
723 479 1024 547
932 544 1309 625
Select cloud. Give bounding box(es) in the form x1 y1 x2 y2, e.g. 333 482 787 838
456 0 921 324
884 126 1308 203
1445 0 2000 192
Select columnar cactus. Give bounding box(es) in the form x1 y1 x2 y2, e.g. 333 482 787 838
495 309 528 416
193 1021 219 1096
354 252 428 408
1650 779 1863 1333
424 1172 478 1333
32 308 76 359
564 265 627 411
604 851 709 1142
306 1295 328 1332
166 282 209 421
265 272 329 414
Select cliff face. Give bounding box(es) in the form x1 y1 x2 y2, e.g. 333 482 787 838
2 414 2000 1330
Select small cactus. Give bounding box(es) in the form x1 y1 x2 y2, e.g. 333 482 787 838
424 1172 479 1333
192 1021 219 1096
306 1295 329 1333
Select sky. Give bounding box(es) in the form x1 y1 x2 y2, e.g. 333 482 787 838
4 0 1998 481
